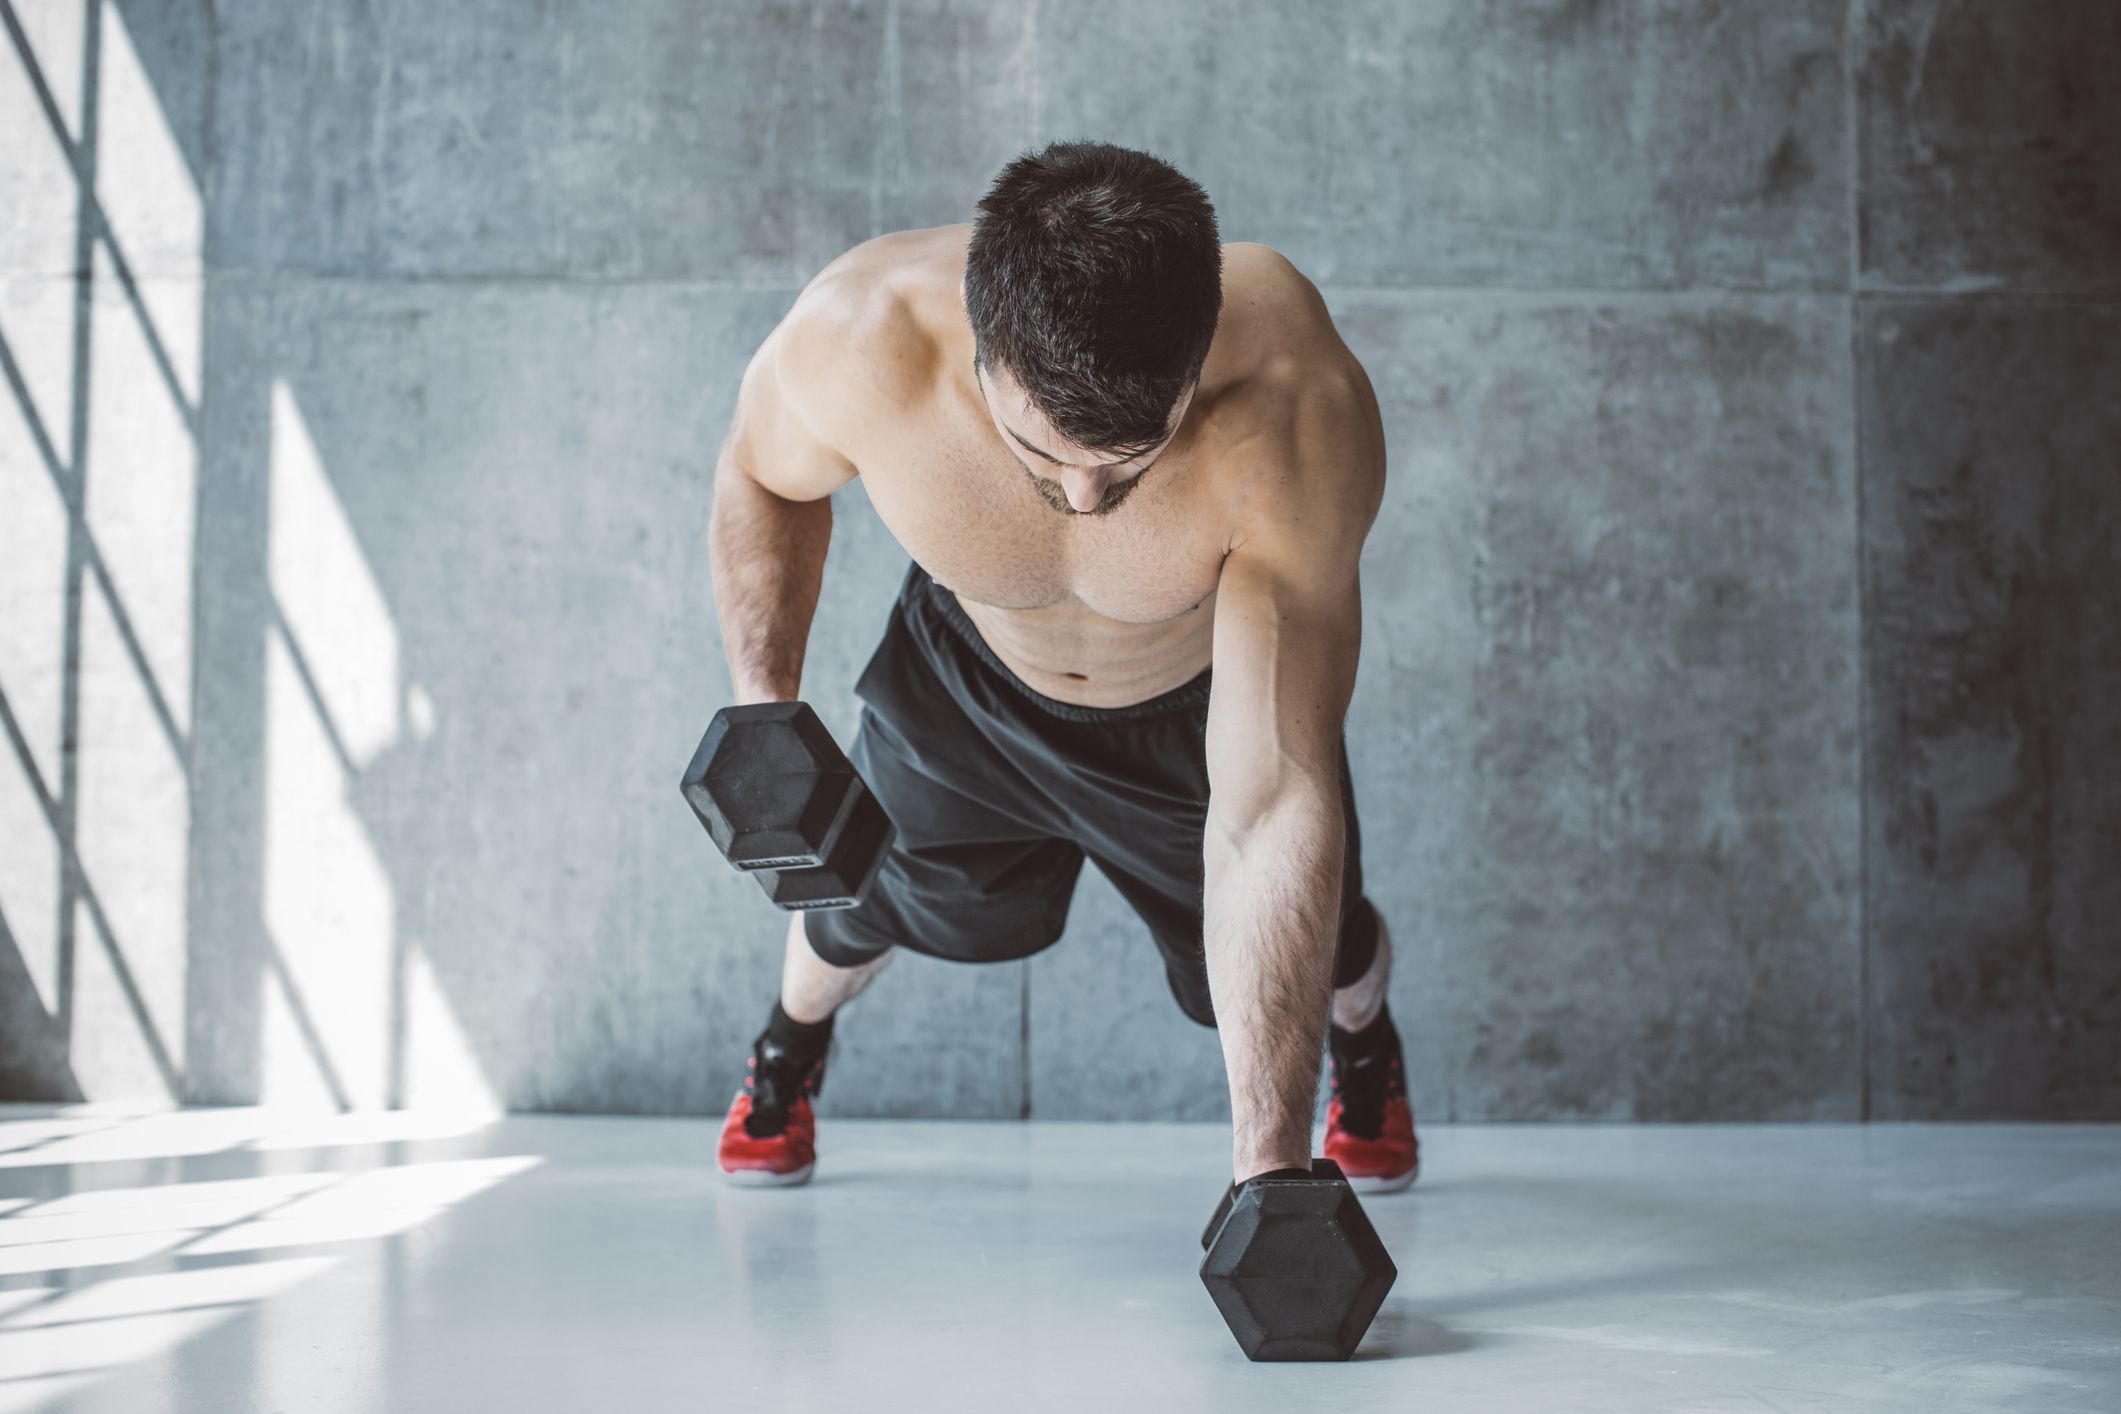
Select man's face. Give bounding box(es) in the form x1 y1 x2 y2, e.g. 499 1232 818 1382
973 359 1193 517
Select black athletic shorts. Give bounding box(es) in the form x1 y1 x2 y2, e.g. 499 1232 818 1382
804 561 1380 1029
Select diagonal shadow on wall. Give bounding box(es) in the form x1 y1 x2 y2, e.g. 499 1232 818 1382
1 0 373 1111
0 901 83 1100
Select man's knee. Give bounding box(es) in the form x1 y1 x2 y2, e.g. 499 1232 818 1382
800 910 897 971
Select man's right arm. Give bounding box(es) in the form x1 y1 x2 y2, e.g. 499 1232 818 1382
708 291 861 705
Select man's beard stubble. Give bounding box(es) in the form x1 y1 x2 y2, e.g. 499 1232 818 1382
1028 466 1148 517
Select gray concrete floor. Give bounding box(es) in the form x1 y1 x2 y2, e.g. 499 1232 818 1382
0 1108 2114 1412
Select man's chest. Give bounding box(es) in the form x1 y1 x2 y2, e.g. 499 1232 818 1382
856 427 1232 626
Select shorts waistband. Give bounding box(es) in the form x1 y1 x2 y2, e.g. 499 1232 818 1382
902 561 1213 723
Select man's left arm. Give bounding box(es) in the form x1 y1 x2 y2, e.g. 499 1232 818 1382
1203 384 1384 1184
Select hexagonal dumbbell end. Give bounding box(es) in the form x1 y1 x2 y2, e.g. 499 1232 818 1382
679 703 860 870
1198 1158 1397 1361
753 780 895 910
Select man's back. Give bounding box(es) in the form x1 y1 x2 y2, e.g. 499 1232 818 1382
742 223 1383 708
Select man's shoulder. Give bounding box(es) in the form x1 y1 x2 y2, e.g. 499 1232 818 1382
1210 248 1385 560
1216 244 1373 439
773 230 959 441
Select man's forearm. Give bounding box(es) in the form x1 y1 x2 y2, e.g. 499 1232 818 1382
1202 784 1346 1182
707 457 833 704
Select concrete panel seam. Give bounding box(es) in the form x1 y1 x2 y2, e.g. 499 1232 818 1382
199 269 823 293
1845 0 1871 1125
1313 287 1853 309
201 0 224 274
1845 0 1864 290
1853 288 2121 307
181 271 1858 303
176 273 2121 303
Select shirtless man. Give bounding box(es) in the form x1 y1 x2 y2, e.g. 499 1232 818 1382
708 141 1417 1195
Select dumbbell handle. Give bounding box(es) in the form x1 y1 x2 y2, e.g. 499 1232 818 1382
679 701 895 911
1200 1160 1345 1249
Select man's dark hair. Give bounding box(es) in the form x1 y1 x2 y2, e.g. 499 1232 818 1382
965 141 1223 456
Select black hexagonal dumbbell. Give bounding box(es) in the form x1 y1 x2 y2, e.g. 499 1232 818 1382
678 702 895 910
1198 1158 1397 1361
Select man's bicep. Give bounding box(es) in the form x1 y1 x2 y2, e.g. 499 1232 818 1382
1204 546 1362 832
718 300 860 504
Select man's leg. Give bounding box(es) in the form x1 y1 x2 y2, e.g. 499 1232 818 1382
1323 908 1417 1191
1330 911 1390 1032
780 911 893 1023
718 914 895 1187
720 703 1081 1187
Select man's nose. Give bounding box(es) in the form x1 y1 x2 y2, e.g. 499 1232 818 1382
1067 472 1108 512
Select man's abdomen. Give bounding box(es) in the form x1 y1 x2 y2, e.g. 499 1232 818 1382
952 583 1217 710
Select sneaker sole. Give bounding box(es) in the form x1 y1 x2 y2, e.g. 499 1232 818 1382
720 1162 815 1188
1345 1164 1419 1194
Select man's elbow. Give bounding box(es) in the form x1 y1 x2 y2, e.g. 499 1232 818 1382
1205 772 1344 865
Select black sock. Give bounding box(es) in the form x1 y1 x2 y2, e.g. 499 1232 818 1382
763 1000 834 1061
1330 1002 1396 1062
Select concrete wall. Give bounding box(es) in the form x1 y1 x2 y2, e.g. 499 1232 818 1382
2 0 2114 1120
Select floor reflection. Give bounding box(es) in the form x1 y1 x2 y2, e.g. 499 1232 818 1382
0 1104 524 1413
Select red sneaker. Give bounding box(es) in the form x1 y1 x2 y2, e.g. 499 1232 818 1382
1324 1037 1419 1193
717 1032 827 1187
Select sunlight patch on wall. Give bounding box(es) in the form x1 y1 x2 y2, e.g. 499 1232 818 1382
0 290 68 1012
84 241 196 725
65 903 173 1110
4 0 85 143
69 575 189 1102
0 0 85 290
0 282 73 790
0 710 61 1019
402 943 502 1113
0 282 76 476
260 380 403 1107
95 2 202 389
268 379 398 765
0 0 203 1107
260 380 494 1112
261 627 392 1108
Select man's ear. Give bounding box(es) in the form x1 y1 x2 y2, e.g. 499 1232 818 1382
959 274 969 308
